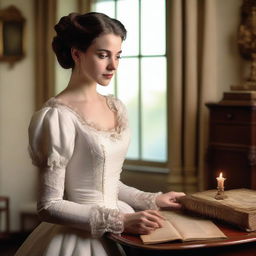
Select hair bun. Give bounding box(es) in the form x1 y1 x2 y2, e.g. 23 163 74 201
52 12 127 69
52 36 73 69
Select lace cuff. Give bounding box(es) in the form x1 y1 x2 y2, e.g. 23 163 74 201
89 206 124 238
134 192 162 210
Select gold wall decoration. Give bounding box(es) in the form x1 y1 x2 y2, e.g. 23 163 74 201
231 0 256 90
0 5 26 67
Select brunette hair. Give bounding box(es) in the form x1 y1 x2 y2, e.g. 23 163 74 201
52 12 127 69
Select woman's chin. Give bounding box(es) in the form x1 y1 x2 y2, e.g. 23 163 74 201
98 81 111 87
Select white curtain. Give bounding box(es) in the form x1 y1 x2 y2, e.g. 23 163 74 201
167 0 218 192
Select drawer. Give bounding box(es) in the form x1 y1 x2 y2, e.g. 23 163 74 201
210 107 256 124
209 123 255 145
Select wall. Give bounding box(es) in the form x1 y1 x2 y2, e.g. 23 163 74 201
0 0 36 231
216 0 249 100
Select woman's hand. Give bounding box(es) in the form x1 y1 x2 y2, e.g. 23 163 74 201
123 210 165 235
155 191 186 209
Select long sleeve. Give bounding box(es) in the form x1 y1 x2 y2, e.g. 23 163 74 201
118 181 162 211
28 105 123 237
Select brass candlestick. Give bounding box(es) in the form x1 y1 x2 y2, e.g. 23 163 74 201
215 186 227 200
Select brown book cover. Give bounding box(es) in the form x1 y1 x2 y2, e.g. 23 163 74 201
178 189 256 232
140 211 227 244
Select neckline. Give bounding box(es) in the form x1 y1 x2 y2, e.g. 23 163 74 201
46 95 125 134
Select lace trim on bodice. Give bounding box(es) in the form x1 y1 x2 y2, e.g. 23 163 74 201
89 205 124 237
45 95 128 139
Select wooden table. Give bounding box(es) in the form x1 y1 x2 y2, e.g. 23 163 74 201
108 222 256 256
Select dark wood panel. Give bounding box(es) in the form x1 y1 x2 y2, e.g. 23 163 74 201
206 146 252 189
209 124 254 145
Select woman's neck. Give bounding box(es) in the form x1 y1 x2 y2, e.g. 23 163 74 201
57 71 99 102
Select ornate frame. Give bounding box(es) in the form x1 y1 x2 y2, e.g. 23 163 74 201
0 5 26 66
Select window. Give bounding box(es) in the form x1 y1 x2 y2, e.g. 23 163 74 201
93 0 167 165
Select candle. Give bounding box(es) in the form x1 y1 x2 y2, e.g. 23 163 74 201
216 172 226 189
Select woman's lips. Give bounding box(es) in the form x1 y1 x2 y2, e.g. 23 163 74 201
103 74 113 79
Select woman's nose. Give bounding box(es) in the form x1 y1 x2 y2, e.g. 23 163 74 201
107 58 118 70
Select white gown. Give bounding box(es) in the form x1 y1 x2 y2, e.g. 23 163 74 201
15 95 160 256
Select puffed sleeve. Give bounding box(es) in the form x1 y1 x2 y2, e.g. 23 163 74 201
118 181 162 210
28 107 75 169
28 106 123 237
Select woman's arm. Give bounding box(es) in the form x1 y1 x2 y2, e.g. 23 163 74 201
37 165 123 237
118 181 161 210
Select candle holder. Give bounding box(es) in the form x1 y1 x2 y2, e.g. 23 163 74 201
215 186 227 200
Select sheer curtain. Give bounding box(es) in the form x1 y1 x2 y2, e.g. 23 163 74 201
167 0 218 192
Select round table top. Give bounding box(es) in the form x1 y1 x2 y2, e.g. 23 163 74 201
108 222 256 251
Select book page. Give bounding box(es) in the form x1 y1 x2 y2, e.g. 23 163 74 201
140 220 182 244
162 211 227 242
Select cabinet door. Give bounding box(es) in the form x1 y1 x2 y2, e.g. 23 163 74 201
206 146 252 190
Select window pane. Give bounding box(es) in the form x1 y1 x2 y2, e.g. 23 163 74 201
117 0 139 56
93 0 115 17
141 57 167 162
117 58 139 159
141 0 166 55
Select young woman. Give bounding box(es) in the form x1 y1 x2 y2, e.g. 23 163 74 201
15 12 185 256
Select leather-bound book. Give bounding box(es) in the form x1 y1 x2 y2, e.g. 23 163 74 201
178 189 256 232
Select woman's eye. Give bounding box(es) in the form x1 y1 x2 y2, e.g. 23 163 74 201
98 54 108 59
116 55 121 59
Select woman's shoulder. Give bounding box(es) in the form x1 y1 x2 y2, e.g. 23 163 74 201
105 94 127 113
28 98 76 168
34 97 74 116
30 97 75 130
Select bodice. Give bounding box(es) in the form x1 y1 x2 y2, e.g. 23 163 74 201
29 95 131 209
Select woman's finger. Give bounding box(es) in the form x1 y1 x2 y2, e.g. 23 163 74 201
145 215 164 228
142 218 161 228
166 202 183 209
146 210 165 219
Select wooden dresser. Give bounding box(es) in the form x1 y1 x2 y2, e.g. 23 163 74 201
205 92 256 190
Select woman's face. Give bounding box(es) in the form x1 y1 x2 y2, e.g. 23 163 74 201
75 33 123 86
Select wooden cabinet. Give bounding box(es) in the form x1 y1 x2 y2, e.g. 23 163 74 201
206 92 256 190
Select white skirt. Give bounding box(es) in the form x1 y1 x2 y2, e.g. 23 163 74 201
14 201 134 256
14 222 125 256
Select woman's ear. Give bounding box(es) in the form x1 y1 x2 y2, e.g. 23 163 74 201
71 48 81 64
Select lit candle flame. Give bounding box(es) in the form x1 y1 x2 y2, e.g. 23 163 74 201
216 171 226 189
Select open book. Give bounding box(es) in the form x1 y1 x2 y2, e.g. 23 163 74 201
140 211 227 244
178 189 256 232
